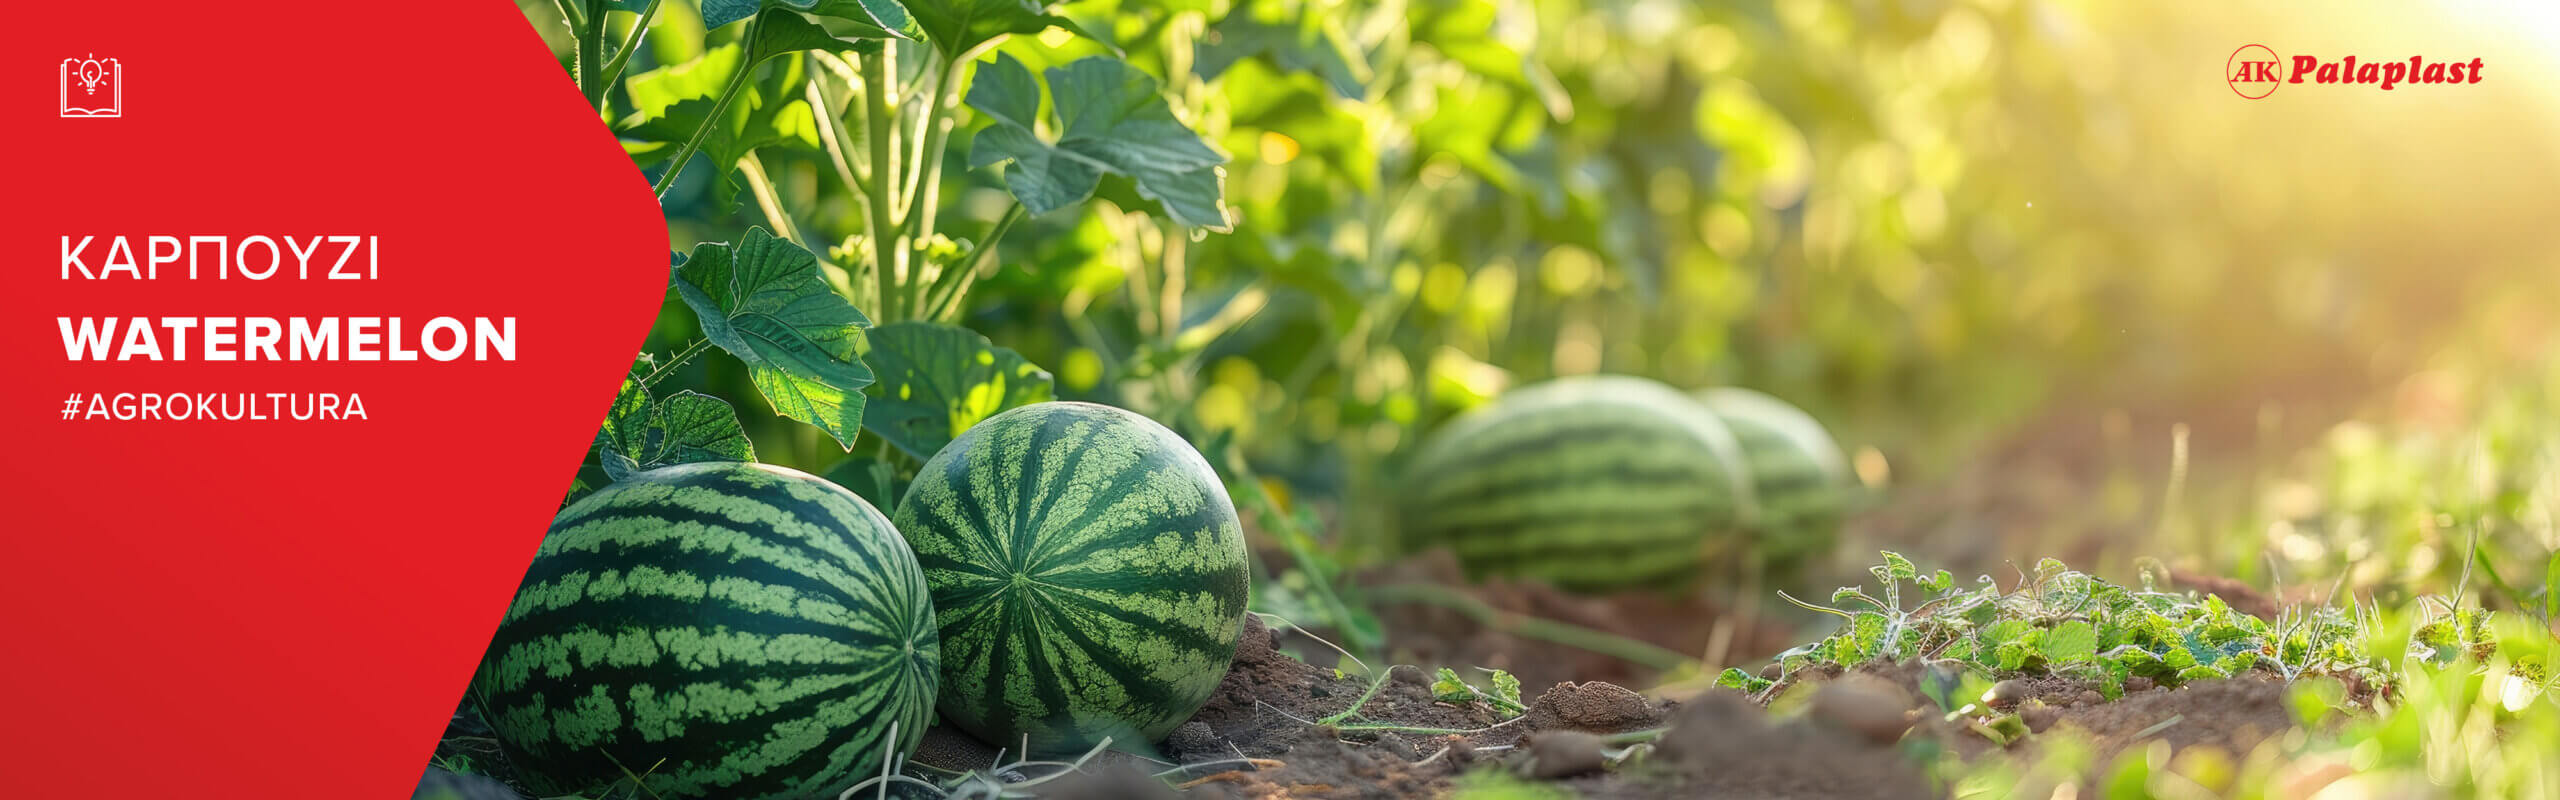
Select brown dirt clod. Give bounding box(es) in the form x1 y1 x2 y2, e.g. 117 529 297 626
1524 730 1608 779
1525 681 1661 735
1809 675 1917 745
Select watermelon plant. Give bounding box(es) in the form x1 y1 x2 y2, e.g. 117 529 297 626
893 401 1251 755
471 461 939 800
445 1 2560 797
1396 375 1760 591
554 0 1235 495
1723 553 2391 705
493 0 1254 785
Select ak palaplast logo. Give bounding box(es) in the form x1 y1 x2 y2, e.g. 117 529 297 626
2227 44 2485 99
60 53 121 118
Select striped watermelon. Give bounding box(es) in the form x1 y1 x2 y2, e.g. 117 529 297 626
1397 375 1760 591
471 462 939 800
1695 387 1855 569
893 402 1249 756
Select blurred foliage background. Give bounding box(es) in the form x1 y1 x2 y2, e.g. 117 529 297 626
522 0 2560 632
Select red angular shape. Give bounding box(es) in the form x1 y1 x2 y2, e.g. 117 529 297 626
2 3 668 798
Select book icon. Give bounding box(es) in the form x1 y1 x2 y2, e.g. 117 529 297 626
61 54 122 118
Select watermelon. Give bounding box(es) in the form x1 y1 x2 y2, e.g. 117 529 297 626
893 402 1249 755
471 462 939 800
1695 387 1856 568
1396 375 1760 591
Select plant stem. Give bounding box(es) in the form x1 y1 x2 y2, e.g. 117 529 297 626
897 51 949 215
592 0 666 111
639 338 715 389
1316 667 1406 725
554 0 588 32
861 46 904 319
736 151 800 246
575 0 608 108
923 202 1023 321
1159 218 1187 343
1366 582 1695 672
805 56 876 310
903 55 970 316
649 14 762 199
807 62 869 195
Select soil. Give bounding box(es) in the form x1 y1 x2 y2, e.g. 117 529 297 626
1365 551 1803 692
425 613 2315 800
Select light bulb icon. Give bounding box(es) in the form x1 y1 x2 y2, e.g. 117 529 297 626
78 54 105 95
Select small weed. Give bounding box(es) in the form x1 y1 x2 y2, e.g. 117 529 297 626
1744 552 2394 703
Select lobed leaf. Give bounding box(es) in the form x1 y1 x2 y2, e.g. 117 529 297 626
2043 620 2099 665
908 0 1078 59
672 227 877 450
1880 551 1918 582
1430 667 1473 704
1194 10 1371 99
596 380 756 481
963 53 1233 230
621 36 836 212
1488 669 1523 709
858 321 1056 460
703 0 917 40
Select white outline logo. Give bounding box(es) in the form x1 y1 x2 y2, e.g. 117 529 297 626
61 54 122 118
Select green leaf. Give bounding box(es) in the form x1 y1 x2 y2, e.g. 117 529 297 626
1880 551 1918 582
745 6 879 58
1843 611 1889 663
1124 164 1228 232
1919 569 1955 594
1195 10 1370 99
1993 641 2032 671
2043 620 2099 665
1488 669 1524 709
1979 619 2033 647
859 321 1056 459
703 0 918 40
908 0 1068 59
1048 57 1223 169
822 456 906 513
672 227 877 450
1430 667 1473 704
622 41 828 212
1713 667 1768 693
970 125 1102 216
596 380 757 481
963 54 1233 230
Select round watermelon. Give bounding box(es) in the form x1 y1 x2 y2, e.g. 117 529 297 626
893 402 1249 756
1397 375 1760 591
471 462 939 800
1695 387 1856 568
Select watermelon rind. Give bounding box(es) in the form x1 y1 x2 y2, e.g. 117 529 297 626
471 461 939 800
893 401 1250 756
1396 375 1760 591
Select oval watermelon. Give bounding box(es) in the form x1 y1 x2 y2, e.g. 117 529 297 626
1695 387 1856 569
472 462 939 800
893 402 1249 756
1397 375 1759 591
